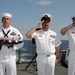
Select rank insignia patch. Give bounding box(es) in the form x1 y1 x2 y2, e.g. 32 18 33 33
10 32 16 35
50 35 55 38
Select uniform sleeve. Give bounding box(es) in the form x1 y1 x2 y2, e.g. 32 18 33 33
55 35 62 47
65 30 69 35
13 28 24 50
31 31 37 39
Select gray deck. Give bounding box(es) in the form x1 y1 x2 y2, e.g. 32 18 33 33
17 63 68 75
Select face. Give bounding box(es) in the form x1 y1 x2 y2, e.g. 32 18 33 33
42 20 50 31
2 16 11 28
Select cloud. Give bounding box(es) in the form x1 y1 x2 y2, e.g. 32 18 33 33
37 0 52 5
27 0 52 5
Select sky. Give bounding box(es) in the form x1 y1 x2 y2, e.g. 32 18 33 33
0 0 75 40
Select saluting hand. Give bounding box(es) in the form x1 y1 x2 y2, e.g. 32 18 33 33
38 20 44 27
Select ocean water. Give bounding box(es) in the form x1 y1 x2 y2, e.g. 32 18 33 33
60 40 69 50
16 40 69 63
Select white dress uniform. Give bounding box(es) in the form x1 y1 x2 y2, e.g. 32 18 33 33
65 27 75 75
0 26 23 75
32 29 61 75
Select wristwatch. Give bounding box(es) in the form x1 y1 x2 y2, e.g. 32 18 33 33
56 57 59 59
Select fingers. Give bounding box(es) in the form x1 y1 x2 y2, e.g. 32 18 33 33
41 20 44 23
3 37 12 40
38 20 44 25
0 37 13 40
55 59 58 64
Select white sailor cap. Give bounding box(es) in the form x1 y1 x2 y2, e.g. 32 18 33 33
41 13 52 19
1 13 12 18
72 15 75 18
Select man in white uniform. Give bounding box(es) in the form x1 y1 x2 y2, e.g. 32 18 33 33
26 13 61 75
60 16 75 75
0 13 24 75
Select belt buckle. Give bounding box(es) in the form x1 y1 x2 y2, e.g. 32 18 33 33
47 55 50 57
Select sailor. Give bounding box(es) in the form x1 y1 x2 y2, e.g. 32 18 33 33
60 16 75 75
0 13 24 75
26 13 61 75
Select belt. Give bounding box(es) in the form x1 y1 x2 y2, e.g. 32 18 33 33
38 53 55 57
47 54 50 57
47 53 54 57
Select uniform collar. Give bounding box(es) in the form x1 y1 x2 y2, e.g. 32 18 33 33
41 29 50 32
2 25 12 30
